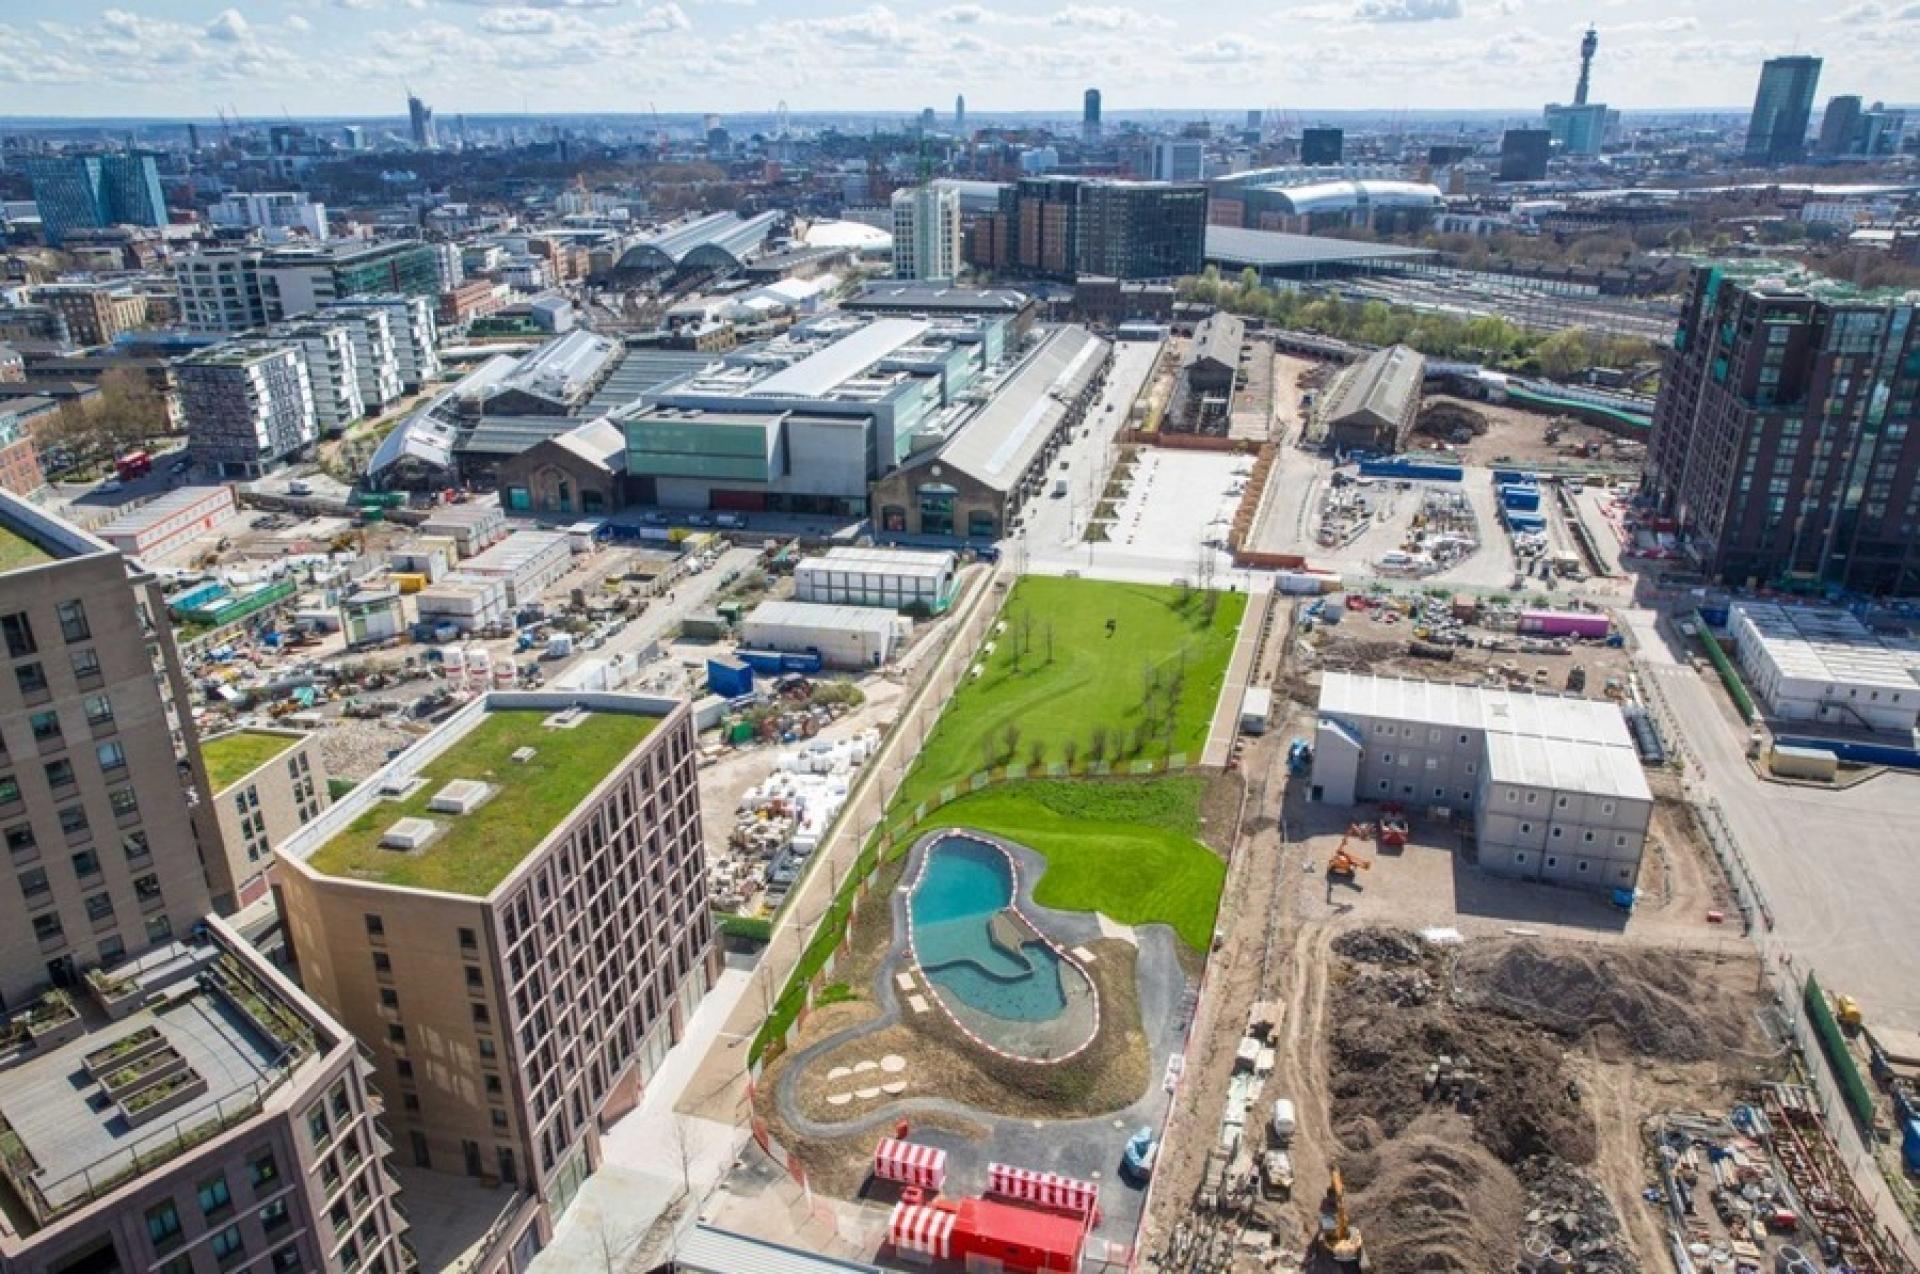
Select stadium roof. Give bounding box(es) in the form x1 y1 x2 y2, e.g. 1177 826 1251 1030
1204 226 1435 271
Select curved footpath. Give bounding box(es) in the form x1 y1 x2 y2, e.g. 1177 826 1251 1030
772 828 1194 1245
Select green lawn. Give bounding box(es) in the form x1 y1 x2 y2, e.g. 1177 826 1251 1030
200 730 300 791
905 777 1226 952
0 526 52 573
306 709 659 896
899 577 1246 811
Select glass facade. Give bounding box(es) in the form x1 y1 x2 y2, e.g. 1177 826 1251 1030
625 417 774 482
24 154 166 245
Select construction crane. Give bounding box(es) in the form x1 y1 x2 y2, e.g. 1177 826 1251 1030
1317 1168 1366 1266
1327 838 1371 880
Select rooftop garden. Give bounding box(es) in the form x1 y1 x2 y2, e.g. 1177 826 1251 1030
305 709 660 896
200 730 300 791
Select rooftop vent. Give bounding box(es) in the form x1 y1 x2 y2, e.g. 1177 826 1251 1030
429 780 494 815
381 818 441 851
543 706 591 731
377 775 428 801
511 747 537 764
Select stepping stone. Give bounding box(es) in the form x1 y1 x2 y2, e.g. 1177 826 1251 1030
827 1066 851 1080
894 972 916 991
1072 946 1097 963
880 1055 907 1074
855 1087 881 1100
853 1060 878 1073
908 994 929 1014
882 1081 907 1095
827 1093 852 1106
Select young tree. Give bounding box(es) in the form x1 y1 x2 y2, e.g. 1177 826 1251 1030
1089 726 1109 763
1000 721 1021 765
1028 739 1046 770
1062 738 1080 770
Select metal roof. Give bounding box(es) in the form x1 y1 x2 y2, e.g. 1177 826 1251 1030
745 598 900 635
803 545 957 579
1185 312 1244 371
1731 602 1920 692
748 318 929 398
934 325 1107 492
1262 179 1444 215
583 349 716 416
1204 226 1435 269
1319 671 1649 801
621 211 780 271
844 282 1029 314
1324 344 1424 430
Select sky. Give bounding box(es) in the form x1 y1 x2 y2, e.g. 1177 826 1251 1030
0 0 1914 120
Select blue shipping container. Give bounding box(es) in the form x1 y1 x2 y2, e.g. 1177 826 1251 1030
1505 511 1547 529
1492 469 1538 487
1903 1119 1920 1174
1500 487 1542 512
706 657 755 699
734 648 825 676
1358 459 1464 483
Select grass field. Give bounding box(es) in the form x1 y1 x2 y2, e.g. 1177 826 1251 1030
906 777 1225 952
897 577 1245 812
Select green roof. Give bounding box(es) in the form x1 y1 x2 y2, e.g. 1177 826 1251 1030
201 730 300 791
0 525 53 573
1701 257 1920 307
305 709 660 896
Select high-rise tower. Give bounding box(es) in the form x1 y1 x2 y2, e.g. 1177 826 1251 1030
1083 88 1102 143
1574 25 1597 106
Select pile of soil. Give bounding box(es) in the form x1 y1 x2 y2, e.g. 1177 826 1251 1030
1332 927 1425 966
1344 1112 1526 1274
1454 941 1757 1063
1416 399 1491 441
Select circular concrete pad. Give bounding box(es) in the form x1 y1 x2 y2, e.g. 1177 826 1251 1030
881 1055 907 1074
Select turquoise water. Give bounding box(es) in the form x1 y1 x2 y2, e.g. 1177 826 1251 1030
910 836 1069 1023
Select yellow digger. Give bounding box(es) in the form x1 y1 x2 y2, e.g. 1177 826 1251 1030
1318 1167 1367 1266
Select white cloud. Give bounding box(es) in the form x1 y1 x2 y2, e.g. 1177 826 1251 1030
1353 0 1463 19
478 7 558 31
285 13 312 29
206 8 250 40
334 0 378 9
1053 4 1166 29
938 4 987 22
445 0 624 7
1183 34 1266 62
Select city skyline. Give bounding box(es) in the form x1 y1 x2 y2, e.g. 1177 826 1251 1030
0 0 1913 119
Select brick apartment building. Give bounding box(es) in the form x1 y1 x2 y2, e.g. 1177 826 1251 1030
274 691 718 1271
1648 265 1920 593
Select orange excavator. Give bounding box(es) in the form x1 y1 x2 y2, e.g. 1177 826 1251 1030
1318 1167 1367 1266
1327 837 1372 880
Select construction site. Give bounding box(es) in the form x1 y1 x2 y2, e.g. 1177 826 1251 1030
1123 570 1918 1274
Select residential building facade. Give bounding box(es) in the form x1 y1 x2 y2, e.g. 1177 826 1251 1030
275 692 718 1269
176 250 269 335
0 491 215 1008
890 184 963 282
178 343 318 479
1647 265 1920 593
32 284 148 348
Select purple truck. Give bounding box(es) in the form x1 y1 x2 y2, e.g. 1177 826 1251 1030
1517 609 1611 639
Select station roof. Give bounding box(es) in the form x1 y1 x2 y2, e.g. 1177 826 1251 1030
1204 226 1435 270
932 325 1107 494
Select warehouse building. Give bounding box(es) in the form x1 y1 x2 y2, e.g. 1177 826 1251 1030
1728 602 1920 732
794 546 958 613
419 497 508 557
870 325 1109 541
496 417 628 516
416 573 510 632
1319 344 1425 454
741 599 904 668
457 528 573 607
1312 672 1652 891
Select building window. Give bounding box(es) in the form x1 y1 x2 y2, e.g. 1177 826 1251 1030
1577 861 1590 874
210 1224 244 1265
2 612 37 658
56 600 90 643
388 1023 406 1045
84 892 114 923
1551 827 1564 839
15 662 46 696
249 1150 280 1189
198 1174 233 1217
1513 852 1528 865
85 694 114 727
1545 856 1558 869
1520 822 1532 835
271 1243 302 1273
459 926 478 951
478 1038 496 1061
71 849 101 879
146 1200 183 1249
261 1197 291 1234
32 913 62 943
45 759 75 790
1583 831 1595 844
29 710 60 743
1615 834 1627 848
379 987 399 1010
145 914 172 943
307 1105 331 1147
0 777 18 807
97 742 126 773
1505 790 1517 803
365 914 384 937
70 648 100 680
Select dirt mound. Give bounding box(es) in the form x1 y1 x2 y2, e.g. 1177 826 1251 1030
1330 967 1595 1168
1416 399 1491 441
1346 1113 1525 1274
1331 927 1424 966
1454 941 1757 1063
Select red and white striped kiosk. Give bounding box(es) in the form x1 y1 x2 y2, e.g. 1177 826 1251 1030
985 1162 1102 1222
889 1200 960 1261
873 1137 948 1190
